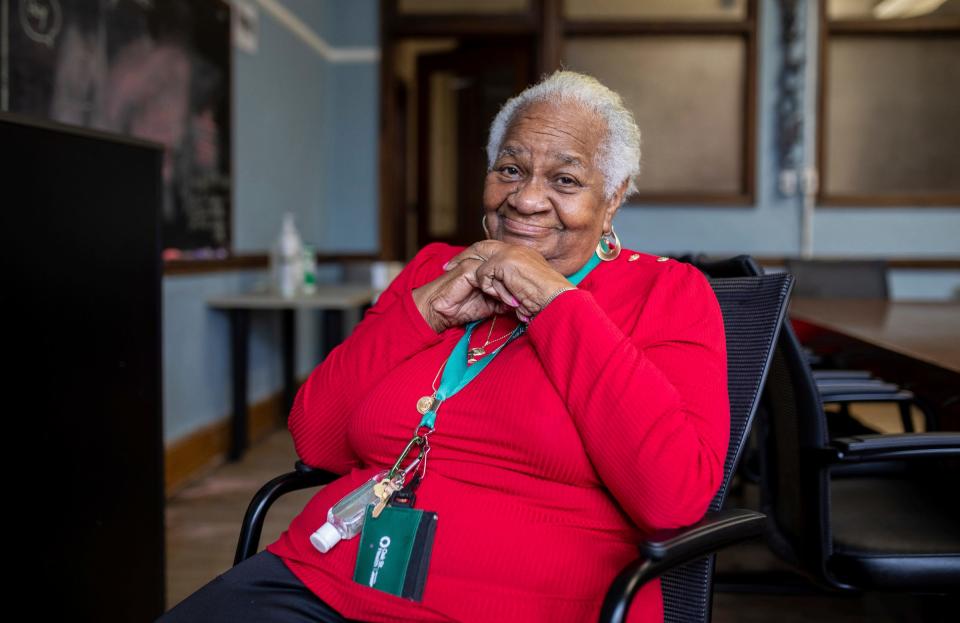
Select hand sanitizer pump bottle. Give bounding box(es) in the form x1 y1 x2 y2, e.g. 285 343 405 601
274 213 303 298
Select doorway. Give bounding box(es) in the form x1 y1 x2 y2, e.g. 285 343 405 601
414 43 532 250
383 31 538 259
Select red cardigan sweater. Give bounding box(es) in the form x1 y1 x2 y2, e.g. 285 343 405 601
266 242 729 622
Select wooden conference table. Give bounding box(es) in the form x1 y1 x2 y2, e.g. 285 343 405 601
789 298 960 428
209 285 378 461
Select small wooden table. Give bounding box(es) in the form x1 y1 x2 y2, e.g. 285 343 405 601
789 298 960 427
209 286 378 460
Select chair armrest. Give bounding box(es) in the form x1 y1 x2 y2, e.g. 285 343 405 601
234 461 339 565
599 509 765 623
815 432 960 465
640 508 767 561
816 380 898 392
812 370 874 380
818 387 912 401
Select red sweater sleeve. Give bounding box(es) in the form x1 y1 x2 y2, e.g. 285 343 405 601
288 243 453 474
525 261 729 532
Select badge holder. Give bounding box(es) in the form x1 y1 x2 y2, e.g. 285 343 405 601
353 473 438 601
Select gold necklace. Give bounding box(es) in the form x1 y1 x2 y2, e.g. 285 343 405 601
416 315 513 414
466 316 512 364
416 358 447 415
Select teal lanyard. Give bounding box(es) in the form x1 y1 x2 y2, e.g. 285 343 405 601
417 251 602 430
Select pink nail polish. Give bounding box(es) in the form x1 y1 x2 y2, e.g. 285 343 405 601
442 261 450 270
508 295 519 307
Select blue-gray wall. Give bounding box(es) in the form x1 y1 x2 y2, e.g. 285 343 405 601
163 0 958 446
163 0 378 443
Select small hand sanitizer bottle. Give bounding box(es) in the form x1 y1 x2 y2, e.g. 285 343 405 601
310 470 390 553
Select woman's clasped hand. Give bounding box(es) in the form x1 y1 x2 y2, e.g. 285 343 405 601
411 240 574 331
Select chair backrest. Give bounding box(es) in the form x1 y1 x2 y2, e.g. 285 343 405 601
683 254 836 590
756 321 837 584
660 270 794 623
758 323 832 577
783 259 889 299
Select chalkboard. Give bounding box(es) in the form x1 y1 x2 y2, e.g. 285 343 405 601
1 0 232 258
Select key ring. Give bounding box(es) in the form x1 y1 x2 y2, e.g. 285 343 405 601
400 453 423 481
416 440 431 482
387 435 426 480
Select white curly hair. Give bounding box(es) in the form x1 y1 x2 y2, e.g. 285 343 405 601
485 70 642 201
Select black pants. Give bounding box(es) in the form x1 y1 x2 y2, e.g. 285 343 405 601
156 550 360 623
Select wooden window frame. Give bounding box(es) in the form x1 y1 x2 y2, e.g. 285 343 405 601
558 1 759 205
816 0 960 207
378 0 758 259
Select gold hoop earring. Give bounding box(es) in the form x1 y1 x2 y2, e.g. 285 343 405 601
482 214 491 239
596 228 621 261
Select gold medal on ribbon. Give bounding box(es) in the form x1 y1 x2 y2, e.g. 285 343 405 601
416 395 436 415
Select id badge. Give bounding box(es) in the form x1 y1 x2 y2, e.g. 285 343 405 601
353 504 438 601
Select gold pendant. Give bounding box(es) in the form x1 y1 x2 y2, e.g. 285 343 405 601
416 395 436 414
467 346 485 365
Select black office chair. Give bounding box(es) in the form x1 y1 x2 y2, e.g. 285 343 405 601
235 272 795 623
784 259 890 299
755 312 960 594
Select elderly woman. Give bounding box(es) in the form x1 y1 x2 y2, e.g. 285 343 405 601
159 70 728 623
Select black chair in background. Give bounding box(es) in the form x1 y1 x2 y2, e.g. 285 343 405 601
756 309 960 595
784 259 890 299
667 255 959 601
235 272 795 623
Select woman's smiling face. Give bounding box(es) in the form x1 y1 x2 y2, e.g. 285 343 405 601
482 99 626 276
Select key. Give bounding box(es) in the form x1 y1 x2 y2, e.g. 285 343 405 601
371 477 392 516
372 478 401 518
373 477 391 500
373 482 399 518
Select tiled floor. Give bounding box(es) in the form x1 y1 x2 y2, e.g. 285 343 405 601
163 404 953 621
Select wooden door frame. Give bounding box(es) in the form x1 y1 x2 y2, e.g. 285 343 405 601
414 44 532 251
377 0 759 258
377 0 559 260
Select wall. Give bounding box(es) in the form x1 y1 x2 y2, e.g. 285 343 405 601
163 0 379 443
163 0 958 445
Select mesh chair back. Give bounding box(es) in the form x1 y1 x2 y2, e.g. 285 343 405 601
696 254 764 279
660 273 794 623
784 259 889 299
